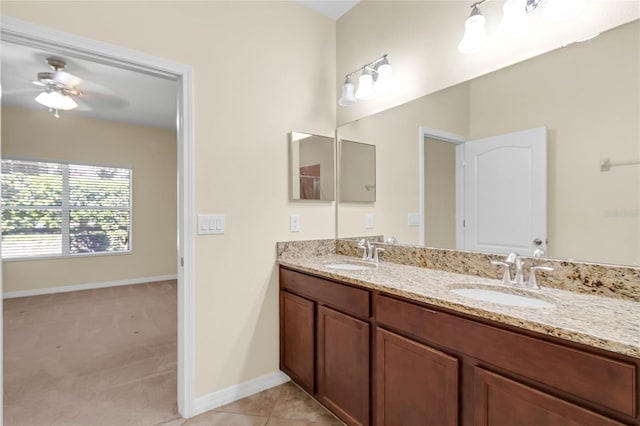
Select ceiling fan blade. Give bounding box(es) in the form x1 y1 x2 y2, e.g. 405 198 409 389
76 91 128 110
3 87 39 96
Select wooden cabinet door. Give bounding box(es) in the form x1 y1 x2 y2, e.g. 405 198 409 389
280 291 315 393
317 305 370 426
376 328 459 426
474 367 625 426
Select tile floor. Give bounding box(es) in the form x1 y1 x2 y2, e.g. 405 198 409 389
4 281 342 426
171 382 344 426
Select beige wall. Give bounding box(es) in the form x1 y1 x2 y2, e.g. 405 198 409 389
424 137 456 249
338 82 469 245
469 20 640 265
337 1 639 125
2 106 177 292
1 1 336 398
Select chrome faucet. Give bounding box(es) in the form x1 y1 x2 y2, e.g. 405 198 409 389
357 239 385 264
512 254 525 285
357 239 371 261
492 252 554 289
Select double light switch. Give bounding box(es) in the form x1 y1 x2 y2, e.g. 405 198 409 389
198 214 225 235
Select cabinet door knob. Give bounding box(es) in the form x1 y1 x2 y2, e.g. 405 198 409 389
533 238 543 246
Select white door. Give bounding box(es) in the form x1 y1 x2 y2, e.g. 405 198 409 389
463 127 547 256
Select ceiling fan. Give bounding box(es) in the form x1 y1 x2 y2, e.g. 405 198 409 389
32 57 84 118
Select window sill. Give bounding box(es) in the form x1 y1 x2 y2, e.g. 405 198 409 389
2 250 133 262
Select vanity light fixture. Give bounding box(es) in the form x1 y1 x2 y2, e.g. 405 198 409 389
338 54 393 107
355 67 375 100
338 75 357 106
459 0 585 54
498 0 531 37
458 4 488 53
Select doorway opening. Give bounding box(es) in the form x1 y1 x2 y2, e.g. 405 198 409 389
418 126 466 248
1 16 195 419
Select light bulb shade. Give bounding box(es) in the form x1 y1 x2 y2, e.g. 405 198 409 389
542 0 584 21
338 77 357 106
374 62 393 93
355 71 375 100
498 0 531 37
458 7 487 54
35 91 78 110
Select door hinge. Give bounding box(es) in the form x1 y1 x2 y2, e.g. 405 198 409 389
180 257 184 267
463 219 466 228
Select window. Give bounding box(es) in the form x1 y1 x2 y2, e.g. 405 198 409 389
1 159 132 259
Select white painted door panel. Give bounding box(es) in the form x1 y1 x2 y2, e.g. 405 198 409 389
464 127 547 256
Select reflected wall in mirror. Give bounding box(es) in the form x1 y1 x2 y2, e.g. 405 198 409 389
337 20 640 267
340 139 376 202
289 131 335 201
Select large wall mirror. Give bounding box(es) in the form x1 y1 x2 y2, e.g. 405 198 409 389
289 131 335 201
340 139 376 203
337 19 639 267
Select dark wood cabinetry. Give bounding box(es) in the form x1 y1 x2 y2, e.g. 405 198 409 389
280 291 315 393
279 266 640 426
318 306 370 426
376 327 459 426
473 367 625 426
280 267 371 426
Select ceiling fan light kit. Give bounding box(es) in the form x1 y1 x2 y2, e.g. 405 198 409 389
32 57 83 118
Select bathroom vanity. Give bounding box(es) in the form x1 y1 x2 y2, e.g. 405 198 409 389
278 249 640 426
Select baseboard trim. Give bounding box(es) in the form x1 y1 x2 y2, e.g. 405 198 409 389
193 371 290 417
3 274 178 299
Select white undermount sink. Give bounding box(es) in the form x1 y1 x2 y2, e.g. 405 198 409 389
325 262 376 271
450 287 555 309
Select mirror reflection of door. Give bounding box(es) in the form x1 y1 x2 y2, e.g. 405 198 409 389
300 164 321 200
463 127 548 256
422 127 547 256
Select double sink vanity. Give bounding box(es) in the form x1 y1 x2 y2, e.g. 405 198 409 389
277 239 640 426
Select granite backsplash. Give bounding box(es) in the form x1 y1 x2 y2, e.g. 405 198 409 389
277 239 640 302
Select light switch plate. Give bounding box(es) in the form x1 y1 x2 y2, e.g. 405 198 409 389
290 214 300 232
408 212 420 227
365 213 374 229
197 214 225 235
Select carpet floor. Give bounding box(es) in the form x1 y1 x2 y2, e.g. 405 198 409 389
4 281 342 426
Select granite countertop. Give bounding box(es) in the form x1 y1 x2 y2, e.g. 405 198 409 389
279 253 640 359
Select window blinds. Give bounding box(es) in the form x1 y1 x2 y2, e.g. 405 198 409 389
1 159 131 259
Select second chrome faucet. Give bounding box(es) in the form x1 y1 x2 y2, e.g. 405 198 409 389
491 252 553 290
357 239 385 264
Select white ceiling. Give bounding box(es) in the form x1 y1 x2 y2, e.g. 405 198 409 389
1 41 177 130
296 0 359 20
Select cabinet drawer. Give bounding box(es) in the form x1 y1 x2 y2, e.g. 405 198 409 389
376 294 637 418
280 267 370 319
474 367 625 426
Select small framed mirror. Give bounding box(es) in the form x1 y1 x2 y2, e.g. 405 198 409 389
289 131 335 201
340 139 376 202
